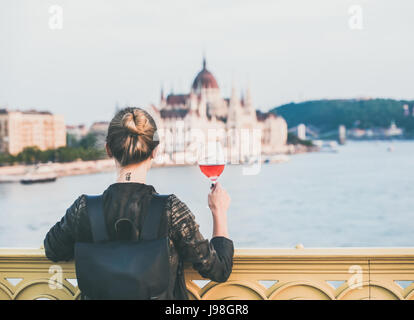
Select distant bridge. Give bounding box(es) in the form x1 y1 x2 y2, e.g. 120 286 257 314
289 124 346 144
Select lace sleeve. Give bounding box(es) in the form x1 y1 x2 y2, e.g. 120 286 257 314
168 194 234 283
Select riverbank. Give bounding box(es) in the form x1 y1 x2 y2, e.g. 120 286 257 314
0 159 116 182
0 144 317 183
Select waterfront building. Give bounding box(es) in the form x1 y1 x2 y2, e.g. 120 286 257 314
0 109 66 155
348 122 404 140
66 124 88 147
348 128 366 138
89 121 109 134
66 124 88 142
384 121 403 137
89 121 110 150
147 57 288 161
297 124 307 140
403 104 410 117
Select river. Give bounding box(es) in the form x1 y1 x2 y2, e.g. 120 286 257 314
0 141 413 248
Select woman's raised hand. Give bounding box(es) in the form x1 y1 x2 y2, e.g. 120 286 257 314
208 183 230 238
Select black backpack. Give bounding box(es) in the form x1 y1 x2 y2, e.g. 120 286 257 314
74 194 171 300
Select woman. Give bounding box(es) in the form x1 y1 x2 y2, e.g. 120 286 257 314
44 107 234 299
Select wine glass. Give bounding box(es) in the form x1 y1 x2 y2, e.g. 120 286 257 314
198 141 226 188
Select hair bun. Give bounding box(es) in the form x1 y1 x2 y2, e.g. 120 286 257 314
107 107 159 166
121 110 152 136
121 112 140 135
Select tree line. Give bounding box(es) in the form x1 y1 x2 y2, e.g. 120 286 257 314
0 133 106 166
272 98 414 137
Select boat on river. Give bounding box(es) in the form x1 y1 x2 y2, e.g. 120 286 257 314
20 165 58 184
263 154 290 164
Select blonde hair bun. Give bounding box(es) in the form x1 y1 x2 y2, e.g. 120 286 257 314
106 107 159 166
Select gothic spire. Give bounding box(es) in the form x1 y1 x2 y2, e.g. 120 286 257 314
160 83 165 101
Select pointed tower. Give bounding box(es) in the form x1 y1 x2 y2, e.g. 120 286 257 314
244 83 256 119
245 85 252 108
184 91 198 128
202 55 207 70
159 83 167 109
160 84 164 101
226 84 242 129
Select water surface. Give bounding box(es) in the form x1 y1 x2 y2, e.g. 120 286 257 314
0 141 413 248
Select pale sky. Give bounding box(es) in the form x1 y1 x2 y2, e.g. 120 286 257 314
1 0 413 125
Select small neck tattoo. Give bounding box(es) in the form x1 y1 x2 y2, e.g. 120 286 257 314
125 172 131 181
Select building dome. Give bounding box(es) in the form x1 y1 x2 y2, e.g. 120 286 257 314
191 58 219 91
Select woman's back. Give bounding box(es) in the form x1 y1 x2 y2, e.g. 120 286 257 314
44 182 234 299
44 106 233 299
77 183 156 242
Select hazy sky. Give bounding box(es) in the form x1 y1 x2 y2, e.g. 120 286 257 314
1 0 413 125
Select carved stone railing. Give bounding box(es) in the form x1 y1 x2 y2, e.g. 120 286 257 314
1 248 414 300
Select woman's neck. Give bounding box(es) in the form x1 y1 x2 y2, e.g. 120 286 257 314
116 161 149 184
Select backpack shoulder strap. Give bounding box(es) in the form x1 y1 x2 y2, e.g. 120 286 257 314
85 195 109 243
141 194 170 241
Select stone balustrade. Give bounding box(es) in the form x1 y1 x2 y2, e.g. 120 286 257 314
0 248 414 300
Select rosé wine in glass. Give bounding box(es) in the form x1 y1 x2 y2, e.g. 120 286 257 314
199 164 225 184
198 141 226 187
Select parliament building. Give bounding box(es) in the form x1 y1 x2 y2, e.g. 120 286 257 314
147 58 288 162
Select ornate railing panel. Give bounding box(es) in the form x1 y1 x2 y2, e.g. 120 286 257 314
0 248 414 300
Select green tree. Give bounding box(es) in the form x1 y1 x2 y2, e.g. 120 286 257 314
79 133 98 149
287 133 314 146
0 153 15 166
16 146 42 164
272 99 414 136
0 144 106 166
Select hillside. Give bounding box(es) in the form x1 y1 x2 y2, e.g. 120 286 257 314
271 99 414 135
